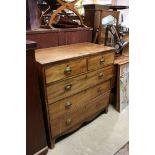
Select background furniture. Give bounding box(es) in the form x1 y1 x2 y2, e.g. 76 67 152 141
26 41 48 155
26 0 92 49
96 10 120 44
83 4 129 42
104 31 129 112
35 42 115 148
42 0 86 28
26 27 92 49
114 56 129 112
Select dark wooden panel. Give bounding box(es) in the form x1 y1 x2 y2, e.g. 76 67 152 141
58 31 67 45
65 30 92 44
26 40 48 155
26 28 93 49
27 32 59 49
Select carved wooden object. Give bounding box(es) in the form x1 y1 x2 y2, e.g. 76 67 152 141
41 0 87 28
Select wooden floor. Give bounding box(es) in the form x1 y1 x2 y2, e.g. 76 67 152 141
114 142 129 155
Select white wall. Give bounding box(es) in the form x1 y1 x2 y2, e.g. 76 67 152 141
83 0 112 5
117 0 129 27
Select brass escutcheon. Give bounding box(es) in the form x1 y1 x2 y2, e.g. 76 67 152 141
66 118 72 126
64 66 72 74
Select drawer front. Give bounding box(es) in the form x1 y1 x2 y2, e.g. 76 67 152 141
50 107 85 137
50 91 110 137
88 51 115 71
45 58 87 84
47 66 113 104
49 80 111 121
85 91 110 119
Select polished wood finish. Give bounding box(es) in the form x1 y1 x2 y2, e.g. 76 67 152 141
45 58 87 84
26 41 48 155
88 51 115 71
36 42 114 64
50 90 110 137
26 28 93 49
46 66 113 104
36 43 115 148
49 80 111 120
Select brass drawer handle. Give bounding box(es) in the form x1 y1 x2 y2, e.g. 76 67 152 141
98 72 104 79
66 118 72 126
65 84 72 91
64 66 72 75
100 56 105 64
65 101 72 109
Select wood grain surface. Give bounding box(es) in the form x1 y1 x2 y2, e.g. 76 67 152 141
46 66 113 104
88 51 115 71
50 90 110 137
36 42 115 148
49 80 111 120
45 58 87 84
35 42 114 64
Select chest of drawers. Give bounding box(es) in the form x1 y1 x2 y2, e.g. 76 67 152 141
35 42 115 148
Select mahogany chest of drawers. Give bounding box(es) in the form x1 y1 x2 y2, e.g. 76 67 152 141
35 42 115 148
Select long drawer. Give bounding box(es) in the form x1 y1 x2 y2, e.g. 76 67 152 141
88 51 115 71
50 91 110 137
46 66 113 104
49 80 111 119
45 58 87 84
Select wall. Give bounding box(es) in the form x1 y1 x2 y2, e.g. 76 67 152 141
117 0 129 27
83 0 112 5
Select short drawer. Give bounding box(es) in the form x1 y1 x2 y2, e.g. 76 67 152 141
46 66 113 104
49 80 111 120
88 51 115 71
50 91 110 137
45 58 87 84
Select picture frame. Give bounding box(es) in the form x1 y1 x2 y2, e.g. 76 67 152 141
116 61 129 112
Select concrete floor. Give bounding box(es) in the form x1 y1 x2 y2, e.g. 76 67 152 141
47 105 129 155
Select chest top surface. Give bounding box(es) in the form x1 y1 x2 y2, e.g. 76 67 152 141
35 42 114 65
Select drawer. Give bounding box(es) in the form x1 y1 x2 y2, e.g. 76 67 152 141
46 66 113 104
45 58 87 84
49 80 111 120
50 91 110 137
50 107 85 137
88 51 115 71
85 91 110 119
